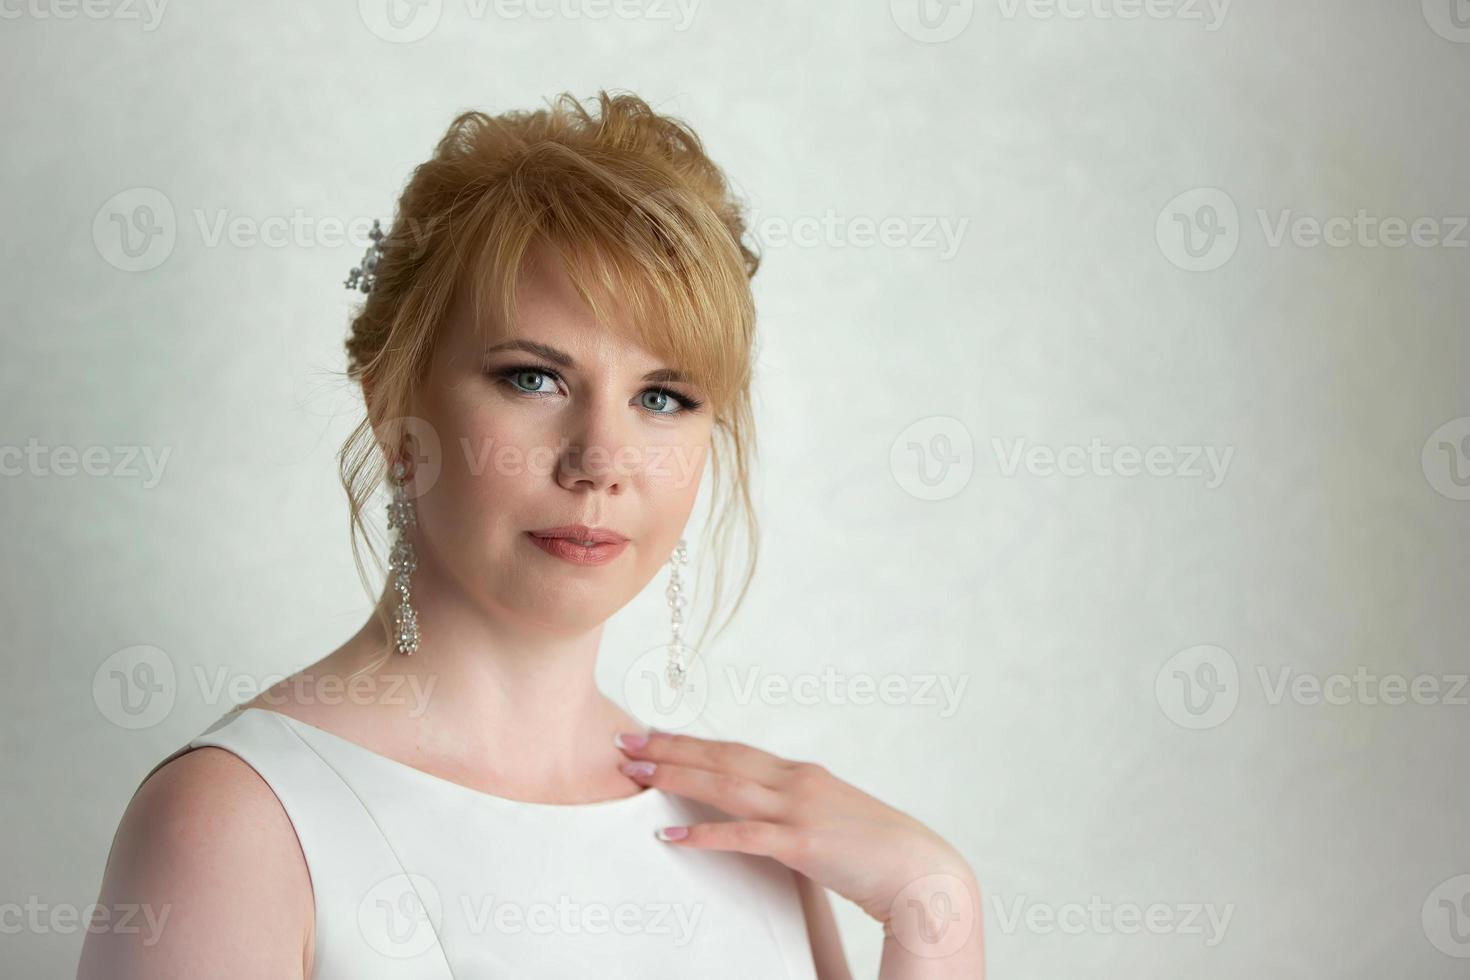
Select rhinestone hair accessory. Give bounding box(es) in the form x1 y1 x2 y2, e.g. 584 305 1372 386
665 537 690 689
344 219 385 294
387 459 420 656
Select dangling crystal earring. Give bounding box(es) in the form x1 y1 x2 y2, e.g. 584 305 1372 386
387 458 420 656
665 537 690 689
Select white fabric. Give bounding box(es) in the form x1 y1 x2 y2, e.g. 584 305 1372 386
138 707 820 979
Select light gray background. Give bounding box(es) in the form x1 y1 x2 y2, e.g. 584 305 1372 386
3 1 1468 976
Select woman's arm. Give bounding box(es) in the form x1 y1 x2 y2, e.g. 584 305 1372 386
77 747 314 979
796 870 854 980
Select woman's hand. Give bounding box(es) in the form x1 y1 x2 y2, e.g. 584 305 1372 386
613 730 983 971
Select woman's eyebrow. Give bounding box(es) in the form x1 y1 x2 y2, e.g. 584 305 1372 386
485 338 573 367
484 339 691 384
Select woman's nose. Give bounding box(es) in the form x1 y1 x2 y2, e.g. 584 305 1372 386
554 398 635 493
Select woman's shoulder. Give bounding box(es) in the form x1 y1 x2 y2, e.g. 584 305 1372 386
80 741 314 977
136 734 301 833
126 742 310 888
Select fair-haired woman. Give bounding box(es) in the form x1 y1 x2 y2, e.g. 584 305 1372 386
80 90 984 979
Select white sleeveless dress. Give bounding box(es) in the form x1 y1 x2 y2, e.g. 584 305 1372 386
137 707 820 979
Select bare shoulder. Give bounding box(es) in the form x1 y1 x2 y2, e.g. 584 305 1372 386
77 746 314 979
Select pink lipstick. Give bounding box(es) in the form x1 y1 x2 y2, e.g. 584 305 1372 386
526 524 629 566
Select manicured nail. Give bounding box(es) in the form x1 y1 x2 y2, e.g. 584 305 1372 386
613 732 648 750
620 760 656 777
656 826 689 841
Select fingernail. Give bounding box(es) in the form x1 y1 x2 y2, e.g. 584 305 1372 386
656 826 688 841
613 732 648 750
620 761 656 777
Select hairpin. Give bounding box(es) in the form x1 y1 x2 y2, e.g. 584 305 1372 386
344 219 386 293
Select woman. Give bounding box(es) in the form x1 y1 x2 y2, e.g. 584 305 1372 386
79 90 984 979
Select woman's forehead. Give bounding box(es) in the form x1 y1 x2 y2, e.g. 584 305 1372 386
445 283 686 382
453 275 651 357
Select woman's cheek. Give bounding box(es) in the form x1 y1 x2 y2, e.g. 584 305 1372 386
458 408 548 490
644 437 709 496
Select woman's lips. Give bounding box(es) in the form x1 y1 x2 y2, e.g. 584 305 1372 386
526 532 628 566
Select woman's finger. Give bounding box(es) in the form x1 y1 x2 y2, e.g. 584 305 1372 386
653 818 805 864
615 730 796 787
621 759 789 821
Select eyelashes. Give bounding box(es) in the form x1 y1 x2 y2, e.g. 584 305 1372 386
490 363 705 415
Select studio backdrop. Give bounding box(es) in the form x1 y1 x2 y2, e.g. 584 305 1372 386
3 1 1468 977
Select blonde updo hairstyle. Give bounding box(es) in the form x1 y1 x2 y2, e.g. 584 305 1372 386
338 89 762 672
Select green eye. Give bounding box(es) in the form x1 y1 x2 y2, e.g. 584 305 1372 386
641 389 677 414
499 367 557 394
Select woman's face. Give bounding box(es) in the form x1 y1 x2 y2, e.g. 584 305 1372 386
405 239 714 635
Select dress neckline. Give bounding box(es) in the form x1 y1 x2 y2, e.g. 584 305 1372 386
233 707 666 815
